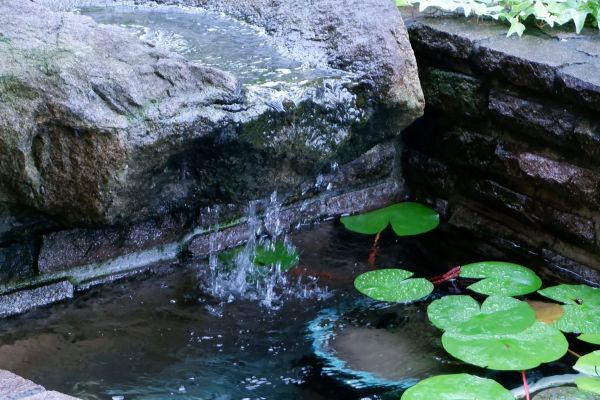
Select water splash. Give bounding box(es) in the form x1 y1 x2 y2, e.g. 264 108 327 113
198 195 330 312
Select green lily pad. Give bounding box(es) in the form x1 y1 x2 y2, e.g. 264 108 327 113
442 321 568 370
340 202 439 236
400 373 513 400
580 334 600 345
576 377 600 396
574 351 600 376
538 285 600 334
427 295 536 335
354 268 434 303
460 261 542 296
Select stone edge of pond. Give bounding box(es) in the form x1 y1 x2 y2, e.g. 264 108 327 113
0 369 80 399
401 11 600 286
0 178 404 318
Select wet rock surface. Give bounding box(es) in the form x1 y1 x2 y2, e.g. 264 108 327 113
0 0 422 308
404 14 600 284
0 369 78 399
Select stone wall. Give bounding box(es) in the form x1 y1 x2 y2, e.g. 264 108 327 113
403 14 600 285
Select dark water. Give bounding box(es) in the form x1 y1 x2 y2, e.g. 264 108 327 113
0 222 580 399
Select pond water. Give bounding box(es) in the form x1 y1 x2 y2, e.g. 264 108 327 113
0 221 584 400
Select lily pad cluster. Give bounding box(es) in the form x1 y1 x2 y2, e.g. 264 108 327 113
341 202 600 398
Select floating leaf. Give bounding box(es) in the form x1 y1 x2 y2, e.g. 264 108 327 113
538 284 600 306
428 295 536 335
427 295 480 331
442 321 568 370
538 285 600 334
576 377 600 396
526 300 564 324
400 373 513 400
354 268 433 303
340 202 439 236
460 261 542 296
580 334 600 345
574 351 600 376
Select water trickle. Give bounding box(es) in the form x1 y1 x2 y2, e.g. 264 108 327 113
198 196 330 311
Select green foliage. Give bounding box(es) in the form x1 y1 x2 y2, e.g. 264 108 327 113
395 0 600 36
538 284 600 334
427 295 536 334
354 268 434 303
580 333 600 345
428 295 567 370
460 261 542 296
577 377 600 396
575 352 600 395
442 320 568 370
400 373 513 400
340 202 439 236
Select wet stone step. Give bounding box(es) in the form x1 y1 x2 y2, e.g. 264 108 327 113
0 369 78 399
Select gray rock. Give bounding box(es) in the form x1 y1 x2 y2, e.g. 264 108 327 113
0 281 74 317
0 369 79 400
1 0 422 231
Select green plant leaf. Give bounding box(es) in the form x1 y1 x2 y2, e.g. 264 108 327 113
576 377 600 396
574 351 600 376
442 321 568 370
427 295 481 331
538 284 600 334
427 295 536 335
538 284 600 306
340 202 439 236
580 334 600 345
400 373 513 400
354 268 434 303
460 261 542 296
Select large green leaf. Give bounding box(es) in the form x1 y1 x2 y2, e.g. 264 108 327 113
576 377 600 396
574 351 600 376
538 285 600 334
400 373 513 400
460 261 542 296
354 268 434 303
340 202 439 236
442 321 568 370
580 334 600 345
427 295 536 335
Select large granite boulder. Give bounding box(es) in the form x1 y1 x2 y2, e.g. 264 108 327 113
1 0 423 232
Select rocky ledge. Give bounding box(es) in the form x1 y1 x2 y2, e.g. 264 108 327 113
0 0 423 315
402 13 600 285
